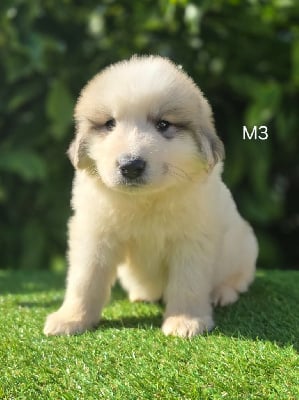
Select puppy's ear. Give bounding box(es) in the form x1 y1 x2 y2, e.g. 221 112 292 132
198 124 225 168
67 135 90 169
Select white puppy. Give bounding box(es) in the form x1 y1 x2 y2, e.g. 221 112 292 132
44 55 258 338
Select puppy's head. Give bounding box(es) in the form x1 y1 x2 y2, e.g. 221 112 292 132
69 56 224 193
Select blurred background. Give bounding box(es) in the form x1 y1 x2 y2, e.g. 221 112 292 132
0 0 298 271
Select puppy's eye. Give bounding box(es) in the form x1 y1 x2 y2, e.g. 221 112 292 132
88 118 116 133
156 120 171 133
105 119 116 131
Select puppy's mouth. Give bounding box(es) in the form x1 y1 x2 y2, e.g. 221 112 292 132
113 175 149 193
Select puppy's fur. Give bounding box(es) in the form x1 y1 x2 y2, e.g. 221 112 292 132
44 56 258 338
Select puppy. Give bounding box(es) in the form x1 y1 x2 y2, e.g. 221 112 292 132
44 55 258 338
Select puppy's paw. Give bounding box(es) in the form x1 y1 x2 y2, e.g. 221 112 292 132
43 310 97 336
162 315 214 338
211 285 239 307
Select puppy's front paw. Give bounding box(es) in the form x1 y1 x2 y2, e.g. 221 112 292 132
162 315 214 338
43 310 97 336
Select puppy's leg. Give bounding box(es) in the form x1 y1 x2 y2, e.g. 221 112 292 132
162 242 214 338
211 222 257 307
44 216 121 336
118 261 165 303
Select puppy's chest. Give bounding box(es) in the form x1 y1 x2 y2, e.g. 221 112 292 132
118 207 180 243
125 233 169 270
106 195 207 251
117 210 175 256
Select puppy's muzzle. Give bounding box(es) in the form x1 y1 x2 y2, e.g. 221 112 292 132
117 155 146 180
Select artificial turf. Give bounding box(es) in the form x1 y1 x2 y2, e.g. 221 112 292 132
0 269 298 399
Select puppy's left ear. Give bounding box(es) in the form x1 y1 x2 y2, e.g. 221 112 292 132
192 92 225 169
198 122 225 168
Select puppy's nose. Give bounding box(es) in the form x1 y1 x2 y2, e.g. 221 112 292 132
117 155 146 180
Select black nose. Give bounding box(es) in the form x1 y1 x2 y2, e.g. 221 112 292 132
117 155 146 180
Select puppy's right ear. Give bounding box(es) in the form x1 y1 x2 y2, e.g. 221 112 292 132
67 135 90 169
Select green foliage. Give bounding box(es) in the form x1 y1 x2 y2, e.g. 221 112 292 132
0 269 298 399
0 0 298 269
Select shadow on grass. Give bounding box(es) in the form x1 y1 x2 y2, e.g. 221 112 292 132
100 284 163 330
18 300 63 309
100 315 163 330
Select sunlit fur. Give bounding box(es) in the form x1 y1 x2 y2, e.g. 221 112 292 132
44 56 258 338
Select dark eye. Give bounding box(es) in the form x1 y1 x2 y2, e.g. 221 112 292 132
105 119 116 131
156 120 171 132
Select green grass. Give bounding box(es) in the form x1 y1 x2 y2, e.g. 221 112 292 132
0 269 298 399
